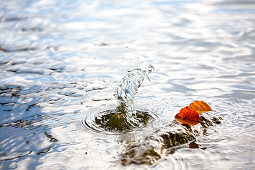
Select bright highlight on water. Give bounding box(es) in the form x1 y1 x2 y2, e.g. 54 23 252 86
1 0 255 169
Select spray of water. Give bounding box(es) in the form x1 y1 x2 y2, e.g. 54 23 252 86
85 65 155 132
114 65 154 107
112 65 154 128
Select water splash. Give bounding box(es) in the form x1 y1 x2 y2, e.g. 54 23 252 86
105 65 155 129
83 65 156 133
114 65 154 107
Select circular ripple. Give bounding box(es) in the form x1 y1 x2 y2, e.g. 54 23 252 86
82 107 160 134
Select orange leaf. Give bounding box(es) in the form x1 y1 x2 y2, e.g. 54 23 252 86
175 115 199 126
175 106 199 125
188 101 212 114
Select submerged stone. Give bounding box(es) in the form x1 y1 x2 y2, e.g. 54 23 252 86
121 113 221 165
94 108 151 132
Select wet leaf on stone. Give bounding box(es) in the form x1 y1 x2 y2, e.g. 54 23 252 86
188 101 212 114
175 106 199 125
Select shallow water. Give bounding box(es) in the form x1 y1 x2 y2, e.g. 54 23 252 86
0 0 255 169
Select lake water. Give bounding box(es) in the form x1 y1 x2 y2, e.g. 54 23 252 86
0 0 255 169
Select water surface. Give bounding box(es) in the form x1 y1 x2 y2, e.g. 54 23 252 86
0 0 255 169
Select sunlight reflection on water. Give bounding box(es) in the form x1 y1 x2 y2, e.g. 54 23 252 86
0 0 255 169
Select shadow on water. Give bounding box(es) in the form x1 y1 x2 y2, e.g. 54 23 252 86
0 84 58 168
0 46 38 53
0 45 58 53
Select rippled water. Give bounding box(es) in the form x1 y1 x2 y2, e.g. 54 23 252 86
1 0 255 169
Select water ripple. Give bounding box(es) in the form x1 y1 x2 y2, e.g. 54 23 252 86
0 0 255 169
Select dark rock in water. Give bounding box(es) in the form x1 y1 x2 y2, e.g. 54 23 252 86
92 101 151 132
95 112 130 131
121 113 221 165
94 109 151 132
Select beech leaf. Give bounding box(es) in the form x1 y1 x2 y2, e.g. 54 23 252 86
175 106 199 125
188 101 212 114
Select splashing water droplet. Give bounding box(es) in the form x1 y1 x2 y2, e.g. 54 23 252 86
111 65 155 128
114 65 154 107
83 65 156 133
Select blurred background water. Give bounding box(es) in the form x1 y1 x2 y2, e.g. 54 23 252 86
0 0 255 169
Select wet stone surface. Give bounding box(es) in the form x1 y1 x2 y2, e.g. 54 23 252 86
94 109 151 132
121 113 222 165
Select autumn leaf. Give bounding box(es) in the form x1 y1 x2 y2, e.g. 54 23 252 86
175 106 199 125
188 101 212 114
175 115 199 126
